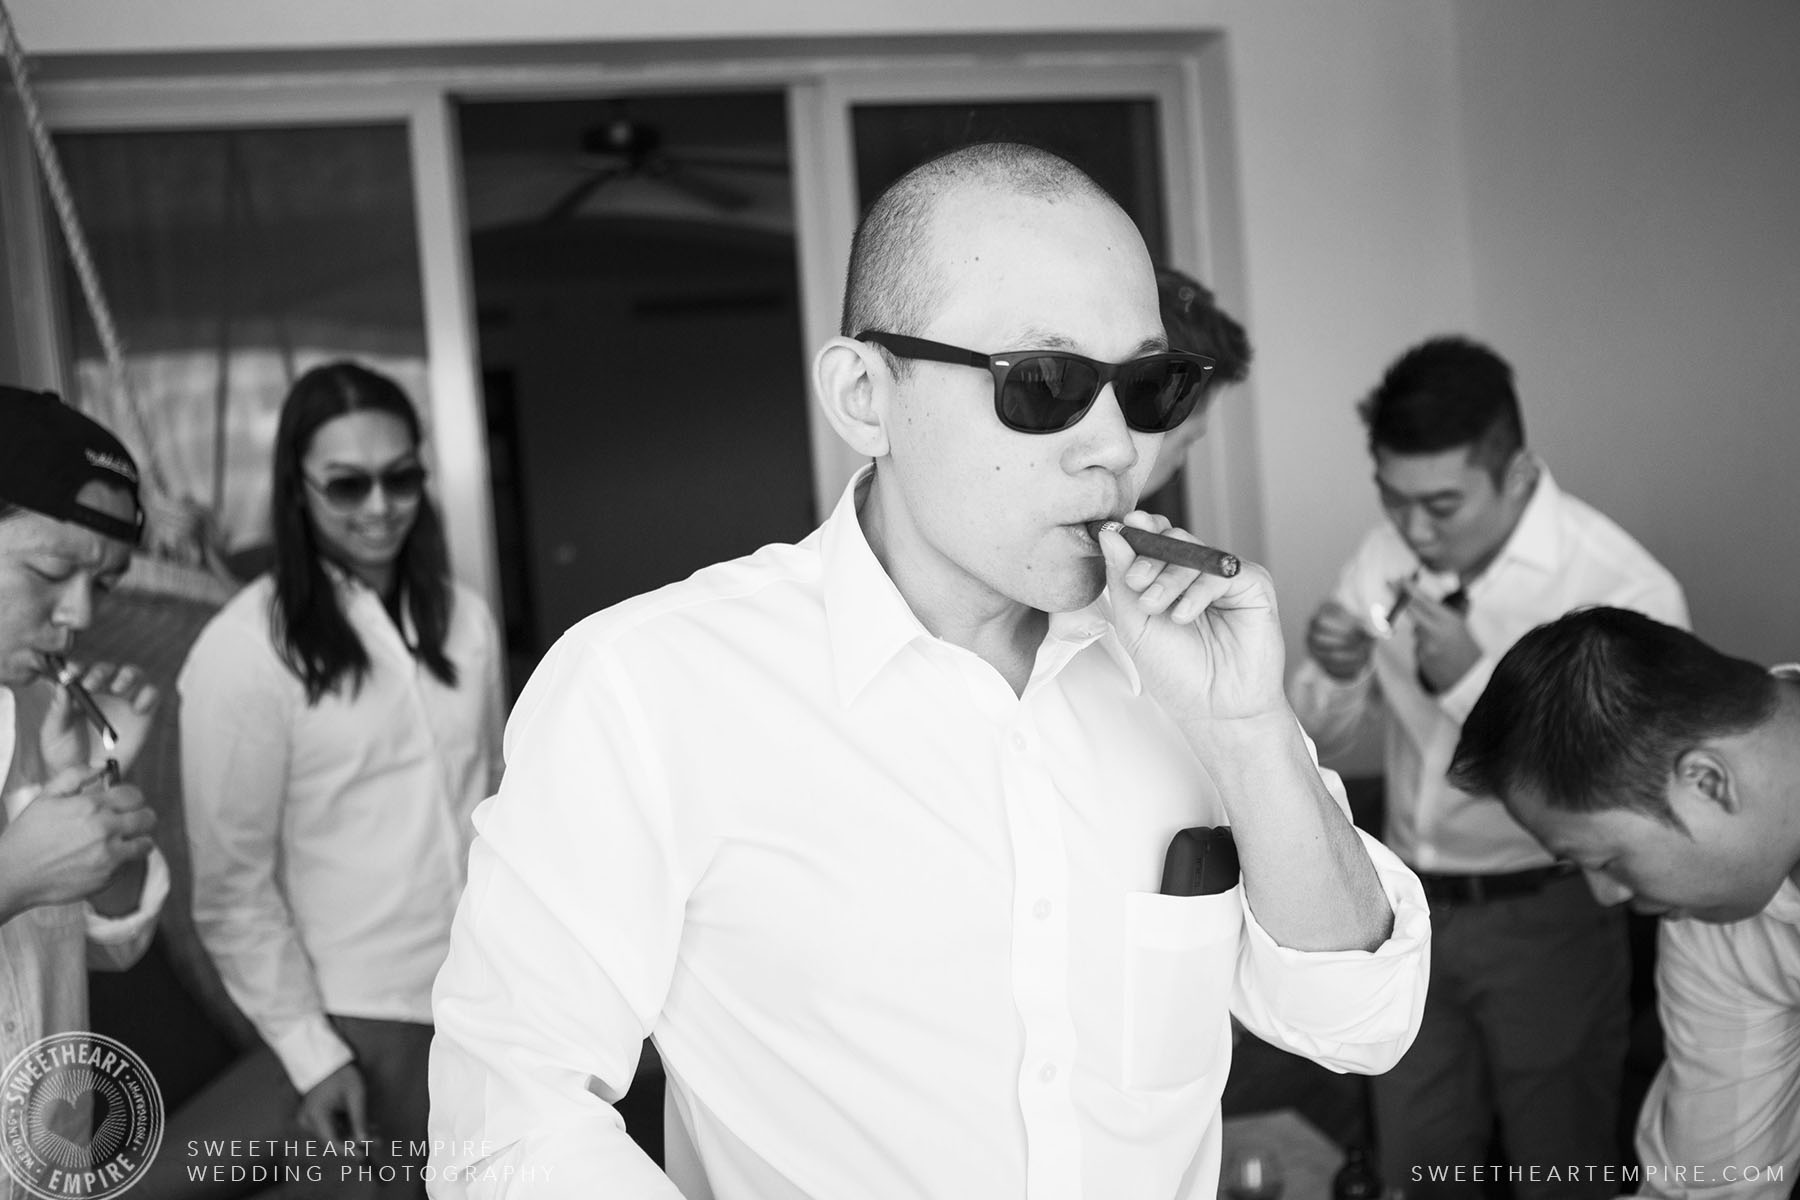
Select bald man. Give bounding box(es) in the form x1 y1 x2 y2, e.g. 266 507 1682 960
430 143 1429 1199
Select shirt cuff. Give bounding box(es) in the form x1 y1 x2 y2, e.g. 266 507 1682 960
84 845 171 944
268 1015 358 1095
1234 837 1431 1069
1319 661 1376 694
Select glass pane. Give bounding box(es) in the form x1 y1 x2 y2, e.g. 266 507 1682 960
54 124 428 579
458 92 814 693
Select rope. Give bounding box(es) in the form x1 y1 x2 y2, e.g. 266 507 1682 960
0 0 169 498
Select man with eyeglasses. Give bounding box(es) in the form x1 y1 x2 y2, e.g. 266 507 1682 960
1288 338 1688 1196
429 142 1429 1199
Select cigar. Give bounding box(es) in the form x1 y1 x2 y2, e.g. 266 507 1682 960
47 654 121 786
1371 591 1412 637
1087 520 1240 578
1367 570 1422 638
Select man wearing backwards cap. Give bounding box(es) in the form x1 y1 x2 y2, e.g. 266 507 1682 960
0 384 168 1093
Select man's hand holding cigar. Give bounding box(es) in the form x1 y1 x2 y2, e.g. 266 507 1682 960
1095 512 1395 954
40 657 160 781
1094 512 1282 723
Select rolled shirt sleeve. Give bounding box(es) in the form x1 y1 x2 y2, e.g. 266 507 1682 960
1289 661 1381 762
1231 829 1430 1072
1229 751 1430 1072
84 844 170 972
1288 548 1387 760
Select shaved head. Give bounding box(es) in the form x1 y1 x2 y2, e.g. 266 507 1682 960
839 143 1118 360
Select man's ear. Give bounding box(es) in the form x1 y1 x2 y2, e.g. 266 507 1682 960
813 337 890 460
1501 450 1538 502
1673 747 1739 815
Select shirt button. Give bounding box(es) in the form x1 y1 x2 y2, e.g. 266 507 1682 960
1010 731 1027 751
1039 1062 1058 1084
1032 898 1052 920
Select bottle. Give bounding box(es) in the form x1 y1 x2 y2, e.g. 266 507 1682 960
1332 1144 1384 1200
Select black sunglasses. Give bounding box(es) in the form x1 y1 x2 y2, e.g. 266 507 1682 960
857 330 1215 435
303 463 428 511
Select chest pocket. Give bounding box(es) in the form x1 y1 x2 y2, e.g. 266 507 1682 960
1121 889 1243 1091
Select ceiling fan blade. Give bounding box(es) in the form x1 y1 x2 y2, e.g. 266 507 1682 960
660 163 754 213
541 168 622 223
666 146 789 173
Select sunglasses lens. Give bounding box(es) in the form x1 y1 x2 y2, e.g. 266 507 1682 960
382 465 427 500
316 465 427 509
999 356 1102 432
1117 358 1211 432
322 476 374 507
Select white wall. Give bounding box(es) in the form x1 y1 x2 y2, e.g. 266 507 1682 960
1451 0 1800 664
1221 6 1477 640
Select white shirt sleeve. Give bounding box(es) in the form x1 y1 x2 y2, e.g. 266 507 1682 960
1287 551 1386 759
429 637 689 1197
84 843 170 971
1228 759 1431 1073
180 618 353 1095
1289 660 1381 761
1634 917 1800 1199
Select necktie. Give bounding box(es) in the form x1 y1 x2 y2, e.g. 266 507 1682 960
1418 587 1469 694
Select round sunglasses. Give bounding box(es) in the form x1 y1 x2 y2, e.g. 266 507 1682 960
303 463 429 511
858 330 1215 434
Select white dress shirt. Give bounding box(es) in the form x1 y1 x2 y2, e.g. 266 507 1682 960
1 688 169 1198
430 468 1430 1200
180 570 502 1093
1290 467 1689 873
1634 665 1800 1199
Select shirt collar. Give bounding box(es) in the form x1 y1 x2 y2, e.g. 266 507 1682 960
1050 597 1142 695
819 466 1139 705
1485 461 1563 577
1763 877 1800 926
318 558 416 643
820 467 935 706
0 687 15 803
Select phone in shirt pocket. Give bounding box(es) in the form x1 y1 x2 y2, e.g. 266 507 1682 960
1121 826 1244 1091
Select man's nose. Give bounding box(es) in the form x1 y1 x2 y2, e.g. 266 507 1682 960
1063 384 1139 475
53 578 95 632
1402 505 1435 547
1583 870 1633 907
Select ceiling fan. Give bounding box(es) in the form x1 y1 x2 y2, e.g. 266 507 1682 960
536 104 787 223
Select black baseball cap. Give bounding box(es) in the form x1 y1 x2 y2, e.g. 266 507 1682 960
0 385 144 544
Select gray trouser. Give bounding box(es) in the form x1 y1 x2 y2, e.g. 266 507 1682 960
1374 872 1629 1199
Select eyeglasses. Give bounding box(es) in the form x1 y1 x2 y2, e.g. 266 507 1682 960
303 463 428 511
857 330 1215 435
